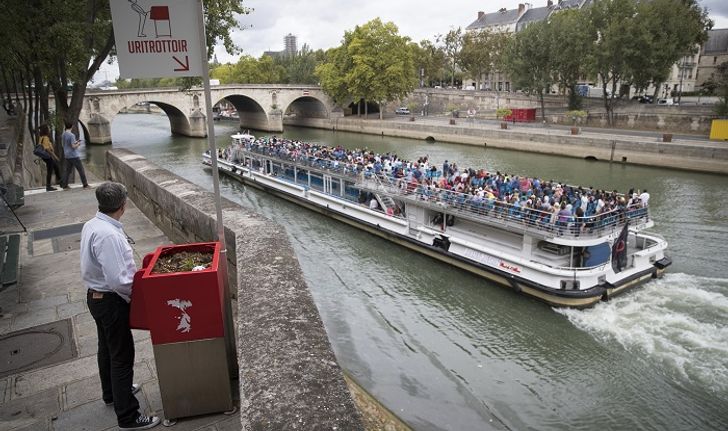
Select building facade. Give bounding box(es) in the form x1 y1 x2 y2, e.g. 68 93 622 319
696 29 728 91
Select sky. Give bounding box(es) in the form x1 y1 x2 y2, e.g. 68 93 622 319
95 0 728 83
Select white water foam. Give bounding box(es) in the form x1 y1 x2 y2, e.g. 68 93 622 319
556 273 728 398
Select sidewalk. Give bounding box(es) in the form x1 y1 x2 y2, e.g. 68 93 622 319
0 179 242 430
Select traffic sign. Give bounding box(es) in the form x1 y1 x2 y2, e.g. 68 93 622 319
110 0 203 78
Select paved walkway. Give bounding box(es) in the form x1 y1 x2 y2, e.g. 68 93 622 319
0 178 242 431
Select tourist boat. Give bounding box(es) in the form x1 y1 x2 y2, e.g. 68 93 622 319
202 136 671 308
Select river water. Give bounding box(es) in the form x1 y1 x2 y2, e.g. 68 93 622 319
86 114 728 430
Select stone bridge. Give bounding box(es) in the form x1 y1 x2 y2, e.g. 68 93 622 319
79 85 338 144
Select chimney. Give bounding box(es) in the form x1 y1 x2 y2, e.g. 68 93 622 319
518 3 525 14
547 0 553 6
478 11 484 20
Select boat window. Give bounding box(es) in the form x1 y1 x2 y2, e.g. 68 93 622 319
309 172 324 192
537 241 570 256
583 243 610 267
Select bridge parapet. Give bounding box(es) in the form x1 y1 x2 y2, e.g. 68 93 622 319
76 85 335 144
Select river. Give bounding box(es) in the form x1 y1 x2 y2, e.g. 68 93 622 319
85 114 728 430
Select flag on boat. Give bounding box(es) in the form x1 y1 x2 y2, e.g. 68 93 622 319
611 222 629 273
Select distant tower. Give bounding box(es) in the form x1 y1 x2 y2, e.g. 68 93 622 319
284 33 297 56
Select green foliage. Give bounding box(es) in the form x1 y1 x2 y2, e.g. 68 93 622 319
566 110 588 124
440 27 463 86
316 18 417 114
0 0 250 141
461 30 509 91
713 61 728 118
547 10 593 110
496 108 512 119
504 21 552 119
413 39 447 86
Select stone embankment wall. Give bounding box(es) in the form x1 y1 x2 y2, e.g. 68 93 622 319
398 89 719 135
288 117 728 175
105 149 364 430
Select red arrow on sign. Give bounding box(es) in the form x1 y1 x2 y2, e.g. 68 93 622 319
173 55 190 72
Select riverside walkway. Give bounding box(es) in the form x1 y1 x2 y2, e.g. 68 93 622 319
0 179 243 430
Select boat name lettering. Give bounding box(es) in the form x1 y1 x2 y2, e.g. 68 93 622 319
499 261 522 274
462 248 500 268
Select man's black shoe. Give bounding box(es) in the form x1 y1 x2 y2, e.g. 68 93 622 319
119 415 160 430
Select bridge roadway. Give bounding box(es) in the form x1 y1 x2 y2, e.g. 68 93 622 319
77 85 337 144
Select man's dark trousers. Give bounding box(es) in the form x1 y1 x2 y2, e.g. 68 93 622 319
87 290 140 426
63 157 88 187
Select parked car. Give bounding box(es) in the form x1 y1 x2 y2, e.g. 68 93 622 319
634 95 654 104
657 98 676 106
395 107 411 115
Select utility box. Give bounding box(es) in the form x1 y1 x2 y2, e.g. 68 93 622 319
130 242 234 421
709 119 728 141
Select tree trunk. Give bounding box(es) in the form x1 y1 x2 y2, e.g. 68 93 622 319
379 101 383 120
539 91 546 121
364 99 368 117
567 84 581 110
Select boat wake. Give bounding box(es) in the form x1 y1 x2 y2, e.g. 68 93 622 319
556 273 728 398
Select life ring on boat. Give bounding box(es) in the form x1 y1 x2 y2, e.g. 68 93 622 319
614 240 625 253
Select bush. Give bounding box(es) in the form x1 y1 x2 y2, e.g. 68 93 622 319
496 108 512 119
566 110 587 124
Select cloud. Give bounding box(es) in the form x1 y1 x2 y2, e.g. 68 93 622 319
700 0 728 20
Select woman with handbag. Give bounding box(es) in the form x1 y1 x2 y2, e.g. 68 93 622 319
38 124 61 191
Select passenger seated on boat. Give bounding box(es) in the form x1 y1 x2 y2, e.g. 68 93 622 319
369 198 379 211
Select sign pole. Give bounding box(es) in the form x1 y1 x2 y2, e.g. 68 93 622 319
194 0 225 249
194 0 237 377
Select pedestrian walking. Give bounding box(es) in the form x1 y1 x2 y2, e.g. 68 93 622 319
38 124 61 191
61 120 90 189
80 182 160 430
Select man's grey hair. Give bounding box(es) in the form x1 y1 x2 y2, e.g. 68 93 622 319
96 182 128 214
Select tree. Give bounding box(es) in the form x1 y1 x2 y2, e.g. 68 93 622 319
316 43 355 108
635 0 712 102
0 0 250 149
413 39 446 87
316 19 417 118
548 9 593 110
586 0 710 125
275 45 324 85
440 27 463 87
588 0 643 125
460 31 494 91
504 21 553 120
713 61 728 117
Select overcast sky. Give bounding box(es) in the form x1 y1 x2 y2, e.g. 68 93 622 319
96 0 728 82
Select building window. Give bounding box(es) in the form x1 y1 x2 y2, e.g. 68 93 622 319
688 69 692 79
715 56 718 64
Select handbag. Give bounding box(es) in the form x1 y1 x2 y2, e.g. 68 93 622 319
33 144 51 160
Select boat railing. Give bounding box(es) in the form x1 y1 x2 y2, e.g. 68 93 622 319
230 147 650 240
359 174 649 240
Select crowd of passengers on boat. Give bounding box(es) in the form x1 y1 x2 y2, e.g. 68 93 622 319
213 136 651 234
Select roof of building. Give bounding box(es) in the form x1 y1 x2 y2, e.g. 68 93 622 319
703 28 728 54
552 0 585 11
516 6 553 31
467 7 525 30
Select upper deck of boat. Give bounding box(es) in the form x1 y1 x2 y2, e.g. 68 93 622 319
211 146 651 243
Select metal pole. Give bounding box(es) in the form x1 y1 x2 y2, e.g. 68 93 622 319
195 0 225 251
195 0 237 378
